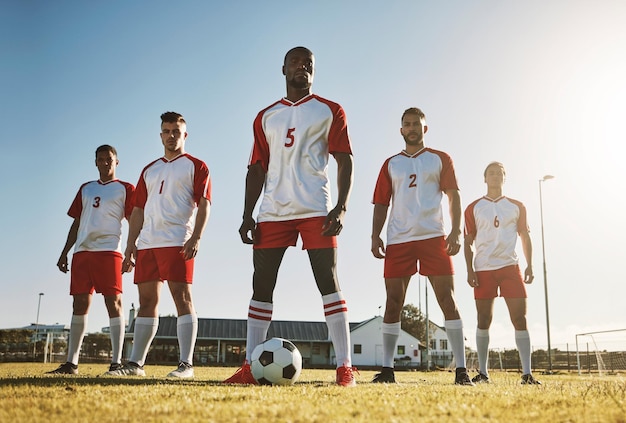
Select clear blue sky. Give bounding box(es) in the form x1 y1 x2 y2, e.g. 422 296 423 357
2 0 625 351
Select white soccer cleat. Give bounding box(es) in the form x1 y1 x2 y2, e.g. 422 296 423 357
103 362 146 376
167 362 194 378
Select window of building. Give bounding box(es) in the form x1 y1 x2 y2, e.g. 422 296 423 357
440 339 448 350
354 344 362 354
397 345 405 355
312 345 321 355
429 339 436 350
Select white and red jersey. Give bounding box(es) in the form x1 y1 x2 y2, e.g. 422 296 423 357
134 153 211 250
464 196 529 271
249 94 353 222
68 179 135 253
372 148 458 246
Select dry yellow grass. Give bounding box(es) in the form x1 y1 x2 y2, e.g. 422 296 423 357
0 363 625 422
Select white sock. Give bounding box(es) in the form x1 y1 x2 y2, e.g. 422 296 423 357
246 300 273 362
129 317 158 366
445 319 466 369
382 322 400 368
67 314 87 365
476 328 490 375
515 330 532 374
323 292 352 368
109 316 125 364
177 314 198 365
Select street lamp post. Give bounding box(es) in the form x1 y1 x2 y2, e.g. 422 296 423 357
539 175 554 373
33 292 44 358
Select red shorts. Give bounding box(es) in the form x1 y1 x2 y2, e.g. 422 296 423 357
70 251 123 296
254 217 337 250
134 247 194 284
474 264 527 299
384 237 454 278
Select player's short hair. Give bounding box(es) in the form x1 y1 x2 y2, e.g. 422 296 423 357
95 144 117 158
401 107 426 123
284 46 314 65
160 111 186 125
484 161 506 177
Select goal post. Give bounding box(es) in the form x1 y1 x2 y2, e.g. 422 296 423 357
575 329 626 376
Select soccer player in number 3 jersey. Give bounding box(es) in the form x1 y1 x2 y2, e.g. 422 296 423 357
106 112 211 378
371 107 473 385
224 46 357 386
463 162 541 385
48 145 134 375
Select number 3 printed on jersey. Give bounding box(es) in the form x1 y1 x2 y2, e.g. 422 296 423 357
285 128 295 147
93 196 101 208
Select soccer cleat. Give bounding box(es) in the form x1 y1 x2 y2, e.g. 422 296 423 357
336 365 358 387
471 373 490 384
454 368 475 386
167 362 194 378
372 367 396 383
46 362 78 375
223 361 258 385
521 373 542 385
108 363 123 372
103 361 146 376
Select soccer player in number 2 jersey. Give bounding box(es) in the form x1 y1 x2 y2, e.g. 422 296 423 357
224 47 357 386
463 162 541 385
48 145 134 375
106 112 211 378
371 107 473 385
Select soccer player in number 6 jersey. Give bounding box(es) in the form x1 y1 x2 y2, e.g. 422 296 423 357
463 162 541 385
371 107 473 385
105 112 211 378
48 145 135 375
224 47 357 386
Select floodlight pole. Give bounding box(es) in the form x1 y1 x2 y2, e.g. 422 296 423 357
539 175 554 373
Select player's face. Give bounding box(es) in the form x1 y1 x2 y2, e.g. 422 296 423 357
283 49 314 90
400 114 427 147
484 165 506 188
95 150 118 181
160 121 187 155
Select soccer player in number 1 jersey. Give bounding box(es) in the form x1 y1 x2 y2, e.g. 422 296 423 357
105 112 211 378
48 145 134 375
224 47 357 387
371 107 473 385
463 162 541 385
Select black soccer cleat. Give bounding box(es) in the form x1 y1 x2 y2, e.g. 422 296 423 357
521 373 542 385
46 362 78 375
471 372 490 384
454 368 475 386
372 367 396 383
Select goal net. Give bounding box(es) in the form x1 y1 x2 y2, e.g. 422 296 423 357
575 329 626 375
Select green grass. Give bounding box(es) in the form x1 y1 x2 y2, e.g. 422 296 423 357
1 363 625 422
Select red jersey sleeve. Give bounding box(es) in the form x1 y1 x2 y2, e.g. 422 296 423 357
248 104 277 172
324 101 353 155
464 200 479 237
511 198 529 234
372 158 393 205
434 150 459 191
122 181 135 219
134 171 148 209
192 158 211 205
67 184 86 219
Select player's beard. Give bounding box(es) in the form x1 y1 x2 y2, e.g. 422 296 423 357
403 132 423 146
287 76 312 91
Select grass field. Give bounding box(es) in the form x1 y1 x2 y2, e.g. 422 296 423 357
0 363 625 423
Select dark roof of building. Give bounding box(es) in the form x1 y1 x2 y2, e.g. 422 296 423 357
130 316 371 341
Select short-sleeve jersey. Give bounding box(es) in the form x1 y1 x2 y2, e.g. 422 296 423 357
464 196 529 271
68 179 135 253
372 148 459 246
249 94 353 222
134 153 211 250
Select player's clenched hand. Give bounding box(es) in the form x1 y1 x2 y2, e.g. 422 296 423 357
445 230 461 256
371 236 386 259
239 216 257 244
467 269 479 287
57 256 69 273
524 266 534 284
122 245 136 274
322 206 345 236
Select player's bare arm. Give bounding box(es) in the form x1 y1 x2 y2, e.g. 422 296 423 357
520 230 534 284
463 234 479 287
322 152 353 236
123 207 144 273
239 163 265 244
371 204 388 259
57 218 80 273
182 197 210 260
444 188 462 256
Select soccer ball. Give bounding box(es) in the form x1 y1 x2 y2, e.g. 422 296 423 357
250 337 302 385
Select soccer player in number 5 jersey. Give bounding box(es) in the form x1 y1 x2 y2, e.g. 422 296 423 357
371 107 473 385
106 112 211 378
224 46 357 386
48 145 135 375
463 162 541 385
